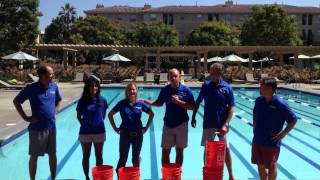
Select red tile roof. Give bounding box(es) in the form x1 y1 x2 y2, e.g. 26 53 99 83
85 4 320 14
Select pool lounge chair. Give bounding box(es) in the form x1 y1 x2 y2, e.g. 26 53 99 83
145 73 154 83
72 72 84 82
28 73 39 82
274 77 285 84
245 73 258 84
134 76 144 83
261 73 268 78
0 80 25 89
159 73 168 83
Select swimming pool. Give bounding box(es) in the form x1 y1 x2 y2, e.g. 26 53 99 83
0 87 319 179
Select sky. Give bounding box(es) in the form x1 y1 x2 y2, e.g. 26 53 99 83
39 0 319 31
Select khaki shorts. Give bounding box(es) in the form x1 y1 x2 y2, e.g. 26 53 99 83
161 122 188 149
79 133 106 143
201 128 229 147
29 129 56 156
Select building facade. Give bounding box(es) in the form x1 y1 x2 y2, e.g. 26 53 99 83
84 0 320 45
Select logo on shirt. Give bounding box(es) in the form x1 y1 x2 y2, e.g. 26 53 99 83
134 106 142 110
269 105 277 109
49 91 55 94
219 88 227 94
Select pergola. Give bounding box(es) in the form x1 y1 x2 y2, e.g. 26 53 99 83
35 44 320 77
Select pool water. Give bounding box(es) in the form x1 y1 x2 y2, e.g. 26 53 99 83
0 87 319 179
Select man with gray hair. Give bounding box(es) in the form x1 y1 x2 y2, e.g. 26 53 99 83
192 63 235 180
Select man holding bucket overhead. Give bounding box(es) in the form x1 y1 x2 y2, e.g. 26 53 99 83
142 68 195 166
192 63 235 180
252 77 297 180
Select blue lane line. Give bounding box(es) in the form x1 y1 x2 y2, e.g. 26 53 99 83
47 92 120 180
234 93 320 128
197 111 258 179
148 96 159 180
236 92 320 123
234 112 320 171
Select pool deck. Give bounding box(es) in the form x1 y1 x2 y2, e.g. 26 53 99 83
1 82 320 146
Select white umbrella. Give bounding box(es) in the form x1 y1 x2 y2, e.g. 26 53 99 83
196 56 223 63
289 54 310 59
311 55 320 59
2 51 39 69
222 54 246 63
102 53 131 62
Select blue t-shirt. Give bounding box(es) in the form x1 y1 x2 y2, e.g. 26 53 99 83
76 96 108 134
253 95 297 147
155 84 195 128
15 82 62 130
112 99 151 131
196 80 235 129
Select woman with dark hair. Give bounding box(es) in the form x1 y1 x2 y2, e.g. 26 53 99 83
76 75 108 180
108 83 154 174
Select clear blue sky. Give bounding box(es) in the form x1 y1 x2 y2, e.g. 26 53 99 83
39 0 319 31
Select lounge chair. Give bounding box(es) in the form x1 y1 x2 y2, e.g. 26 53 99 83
245 73 258 84
102 74 113 84
72 72 84 82
134 76 144 83
261 73 268 78
28 73 39 82
145 73 154 83
160 73 168 83
0 80 25 89
274 77 285 84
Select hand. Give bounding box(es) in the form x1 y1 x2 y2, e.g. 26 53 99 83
272 131 286 142
219 124 229 136
171 95 180 104
115 128 121 135
25 116 38 123
141 127 148 134
191 118 196 128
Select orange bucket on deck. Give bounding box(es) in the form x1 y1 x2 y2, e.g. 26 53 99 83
205 140 226 169
92 165 113 180
118 166 140 180
203 166 223 180
162 163 182 180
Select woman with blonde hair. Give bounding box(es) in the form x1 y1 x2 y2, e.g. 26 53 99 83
108 83 154 174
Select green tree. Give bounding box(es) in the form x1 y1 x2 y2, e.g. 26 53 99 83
58 3 77 31
44 3 77 44
187 21 239 46
71 16 125 44
240 5 302 45
128 21 179 46
0 0 40 55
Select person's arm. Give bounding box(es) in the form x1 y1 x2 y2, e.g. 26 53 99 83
142 110 154 134
13 98 29 122
55 86 62 113
55 100 62 113
220 106 234 135
191 103 200 128
171 95 194 110
141 99 159 106
108 110 120 134
76 111 82 123
272 120 297 142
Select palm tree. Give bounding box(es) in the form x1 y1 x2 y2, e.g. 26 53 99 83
58 3 77 30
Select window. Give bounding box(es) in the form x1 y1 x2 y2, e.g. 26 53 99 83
302 29 306 40
180 16 185 20
163 14 168 24
215 14 220 21
129 15 137 22
197 14 202 18
308 14 313 25
117 17 122 21
208 14 213 21
149 14 157 21
179 31 185 35
308 29 313 43
224 14 231 22
169 14 174 25
302 14 307 25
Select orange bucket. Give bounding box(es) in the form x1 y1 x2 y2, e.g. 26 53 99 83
162 163 182 180
205 140 226 168
92 165 113 180
118 166 140 180
203 166 223 180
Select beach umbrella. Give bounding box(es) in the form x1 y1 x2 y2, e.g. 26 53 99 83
289 54 310 59
2 51 39 69
196 56 223 63
222 54 246 63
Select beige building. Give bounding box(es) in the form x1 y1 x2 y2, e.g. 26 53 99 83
84 0 320 45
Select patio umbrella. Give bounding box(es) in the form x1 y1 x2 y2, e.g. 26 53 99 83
289 54 310 59
2 51 39 69
222 54 246 63
196 56 223 63
102 53 131 62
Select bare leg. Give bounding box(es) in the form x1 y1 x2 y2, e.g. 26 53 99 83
48 153 57 180
268 165 277 180
81 142 92 180
162 148 171 165
225 147 235 180
175 148 184 165
94 142 104 165
257 165 267 180
29 155 38 180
